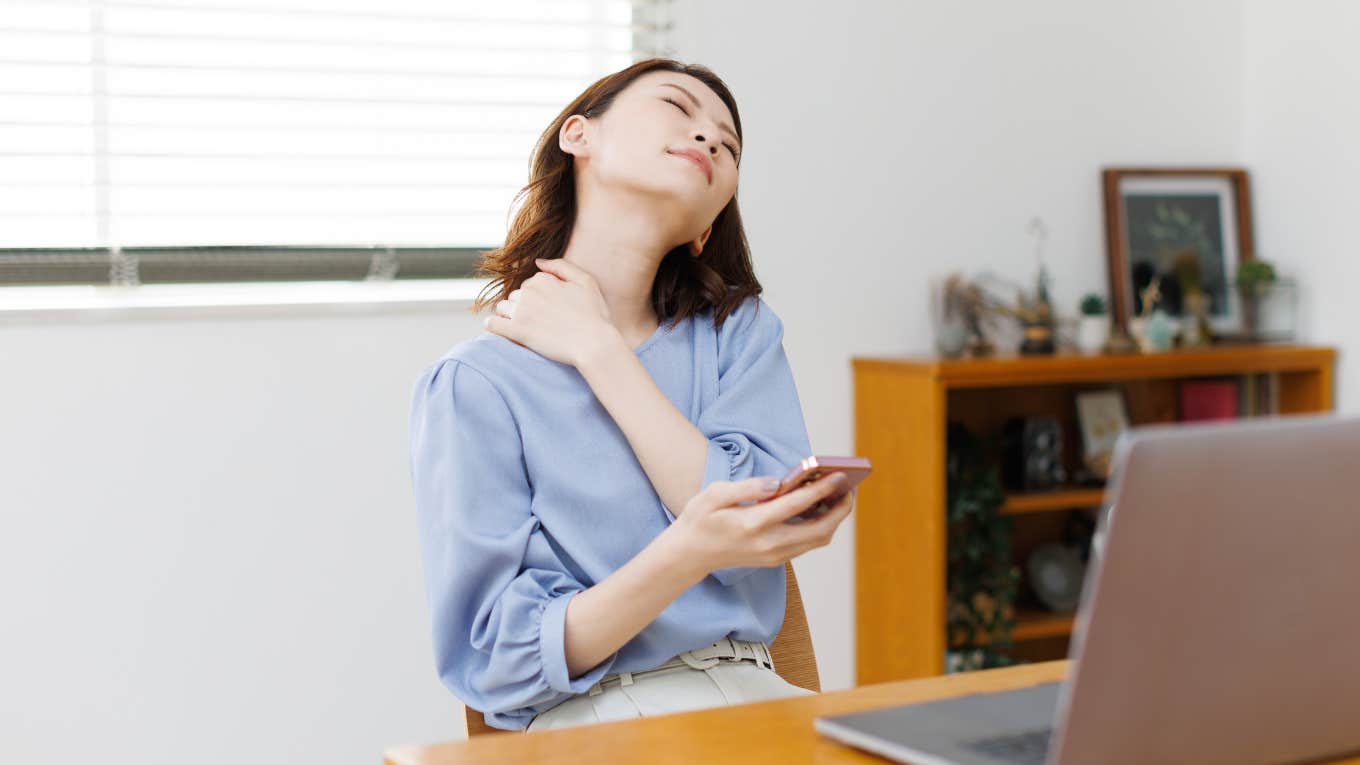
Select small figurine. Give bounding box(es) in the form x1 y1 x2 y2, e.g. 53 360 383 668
1173 250 1213 347
1130 280 1175 352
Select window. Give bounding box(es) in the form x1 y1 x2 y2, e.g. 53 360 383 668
0 0 673 287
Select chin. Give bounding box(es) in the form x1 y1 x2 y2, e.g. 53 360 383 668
626 175 704 207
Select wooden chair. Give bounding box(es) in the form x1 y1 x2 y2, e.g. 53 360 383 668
463 561 820 736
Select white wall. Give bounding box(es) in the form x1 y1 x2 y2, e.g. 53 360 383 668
1 304 478 764
672 0 1245 694
13 1 1345 763
1243 0 1357 410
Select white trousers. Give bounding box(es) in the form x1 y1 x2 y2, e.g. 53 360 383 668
525 655 815 731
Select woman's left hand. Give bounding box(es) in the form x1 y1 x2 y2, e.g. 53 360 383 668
483 257 617 367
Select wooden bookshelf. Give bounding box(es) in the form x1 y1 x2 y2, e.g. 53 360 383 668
852 343 1336 685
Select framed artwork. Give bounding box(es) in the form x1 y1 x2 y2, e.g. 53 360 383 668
1101 167 1256 338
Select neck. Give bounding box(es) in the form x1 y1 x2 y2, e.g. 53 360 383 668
559 183 690 340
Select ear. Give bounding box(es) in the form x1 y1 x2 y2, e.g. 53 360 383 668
559 114 591 159
688 224 713 257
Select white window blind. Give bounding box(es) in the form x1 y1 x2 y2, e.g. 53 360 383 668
0 0 673 285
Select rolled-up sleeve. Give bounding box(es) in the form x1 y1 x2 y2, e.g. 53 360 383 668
662 297 814 587
409 358 619 730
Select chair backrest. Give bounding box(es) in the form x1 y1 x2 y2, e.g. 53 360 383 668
463 561 820 736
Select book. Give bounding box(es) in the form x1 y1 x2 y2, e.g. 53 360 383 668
1235 373 1279 418
1180 379 1240 422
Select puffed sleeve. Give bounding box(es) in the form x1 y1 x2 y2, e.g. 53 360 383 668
409 358 620 730
661 296 815 587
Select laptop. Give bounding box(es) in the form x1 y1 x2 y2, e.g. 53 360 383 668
815 413 1360 765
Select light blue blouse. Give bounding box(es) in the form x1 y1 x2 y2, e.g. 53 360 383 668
407 294 813 730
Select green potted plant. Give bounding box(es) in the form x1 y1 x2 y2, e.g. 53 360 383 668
1076 293 1108 355
1235 259 1277 339
945 422 1020 672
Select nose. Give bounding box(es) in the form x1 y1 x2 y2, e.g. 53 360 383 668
692 132 719 154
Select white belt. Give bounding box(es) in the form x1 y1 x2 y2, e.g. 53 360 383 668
587 637 774 697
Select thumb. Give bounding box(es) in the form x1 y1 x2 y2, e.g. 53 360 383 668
707 475 785 508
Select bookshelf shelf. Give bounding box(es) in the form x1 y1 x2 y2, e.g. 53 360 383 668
1011 610 1077 642
1001 487 1107 515
852 343 1336 685
950 610 1077 648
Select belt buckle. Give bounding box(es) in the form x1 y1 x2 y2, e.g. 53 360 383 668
731 638 754 663
729 639 761 668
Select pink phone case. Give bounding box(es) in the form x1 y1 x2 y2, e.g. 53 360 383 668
775 456 872 523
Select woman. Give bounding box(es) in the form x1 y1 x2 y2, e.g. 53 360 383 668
408 58 855 732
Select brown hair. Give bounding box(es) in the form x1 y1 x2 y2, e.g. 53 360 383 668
468 57 760 332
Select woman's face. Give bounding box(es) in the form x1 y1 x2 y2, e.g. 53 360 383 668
560 70 741 245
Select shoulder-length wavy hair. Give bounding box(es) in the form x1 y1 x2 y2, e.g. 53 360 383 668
469 57 760 332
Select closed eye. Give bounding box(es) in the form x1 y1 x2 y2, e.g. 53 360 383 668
662 96 740 162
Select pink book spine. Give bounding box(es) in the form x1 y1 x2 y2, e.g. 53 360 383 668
1180 380 1240 421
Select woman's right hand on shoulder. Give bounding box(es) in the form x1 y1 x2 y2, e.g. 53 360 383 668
666 472 855 576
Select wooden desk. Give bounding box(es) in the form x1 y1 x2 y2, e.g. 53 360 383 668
382 660 1360 764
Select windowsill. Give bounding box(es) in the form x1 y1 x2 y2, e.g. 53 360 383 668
0 279 490 322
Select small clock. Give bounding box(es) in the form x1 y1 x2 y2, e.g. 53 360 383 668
1025 542 1086 613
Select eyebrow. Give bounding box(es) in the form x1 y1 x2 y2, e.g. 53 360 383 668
657 83 741 150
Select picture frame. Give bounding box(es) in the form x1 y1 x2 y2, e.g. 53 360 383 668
1075 389 1129 481
1101 167 1256 339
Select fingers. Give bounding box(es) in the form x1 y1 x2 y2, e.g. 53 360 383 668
524 272 560 290
482 314 525 347
764 487 855 558
806 487 855 533
534 257 595 285
706 475 785 510
751 472 848 527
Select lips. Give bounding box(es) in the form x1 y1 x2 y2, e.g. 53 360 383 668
668 148 712 183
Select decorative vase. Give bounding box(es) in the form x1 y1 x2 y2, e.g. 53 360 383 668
935 317 969 357
1140 309 1176 352
1257 279 1298 341
1076 315 1108 354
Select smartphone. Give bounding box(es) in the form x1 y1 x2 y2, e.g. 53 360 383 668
772 456 872 524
